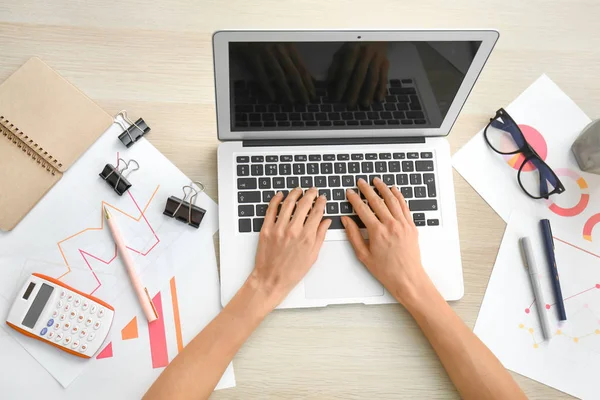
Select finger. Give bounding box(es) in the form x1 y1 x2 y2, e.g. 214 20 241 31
313 218 332 252
305 194 327 231
263 45 295 103
357 178 394 222
277 187 303 227
361 56 381 107
391 186 412 224
376 59 390 102
290 187 318 228
334 43 361 101
342 215 370 262
346 46 374 108
346 187 379 229
286 44 316 101
327 44 345 85
249 53 275 101
373 177 404 220
264 191 284 226
274 44 309 104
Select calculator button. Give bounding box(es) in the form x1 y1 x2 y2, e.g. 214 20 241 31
97 308 105 318
73 297 81 307
77 314 85 323
40 327 48 336
47 319 54 327
53 323 61 330
64 304 71 312
87 332 96 341
71 340 80 349
71 326 79 335
63 322 71 331
79 329 88 338
80 343 88 353
63 336 72 345
59 314 66 322
47 331 55 339
93 321 102 330
57 300 64 308
51 310 59 318
67 294 74 302
69 311 77 320
82 301 89 311
90 305 97 314
55 332 64 342
85 317 93 326
59 290 66 299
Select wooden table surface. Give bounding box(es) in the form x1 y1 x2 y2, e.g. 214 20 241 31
2 1 600 398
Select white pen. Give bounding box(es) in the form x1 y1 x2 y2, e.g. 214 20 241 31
520 237 552 341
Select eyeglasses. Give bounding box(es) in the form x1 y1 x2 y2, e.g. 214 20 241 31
483 108 565 199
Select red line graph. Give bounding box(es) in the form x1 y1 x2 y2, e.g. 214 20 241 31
56 186 161 294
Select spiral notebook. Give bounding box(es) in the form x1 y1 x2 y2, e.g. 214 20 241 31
0 57 113 231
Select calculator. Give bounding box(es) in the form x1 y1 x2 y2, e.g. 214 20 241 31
5 273 115 358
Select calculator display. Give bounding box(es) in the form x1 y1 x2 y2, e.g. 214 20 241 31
22 283 54 329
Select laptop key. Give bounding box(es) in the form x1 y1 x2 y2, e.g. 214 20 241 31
360 120 373 125
238 191 261 203
281 155 293 162
410 174 422 185
256 204 268 216
415 186 427 198
427 219 440 226
367 112 379 120
407 152 419 159
413 213 425 221
421 152 433 159
315 176 327 187
236 156 249 163
273 177 285 188
368 175 381 185
292 121 304 127
265 164 277 175
406 111 425 119
293 164 305 175
306 121 319 127
237 165 249 176
275 113 287 121
351 154 364 160
354 112 367 120
375 162 387 173
266 155 278 162
361 162 374 173
319 189 331 200
379 153 391 160
326 202 339 214
416 160 434 172
279 164 291 175
237 178 257 190
323 154 336 161
320 163 333 174
402 161 414 172
329 112 341 121
414 220 426 227
319 121 332 126
258 178 270 189
383 174 395 185
239 219 252 233
396 174 408 185
389 161 401 172
342 175 354 187
341 112 353 120
409 199 438 211
307 163 319 174
328 176 341 187
393 152 406 160
290 113 301 121
340 202 353 214
315 113 327 121
250 165 263 176
287 177 299 188
253 218 265 232
348 162 360 173
424 174 436 197
301 176 313 187
366 153 377 160
326 215 365 229
302 113 315 121
309 155 322 161
333 121 345 126
334 163 347 174
356 175 368 185
262 191 276 202
333 189 345 200
401 187 413 198
238 205 254 217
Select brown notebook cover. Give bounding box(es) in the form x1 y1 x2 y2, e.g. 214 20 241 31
0 57 113 231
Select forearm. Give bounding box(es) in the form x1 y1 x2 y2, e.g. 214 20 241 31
144 277 271 400
401 278 526 400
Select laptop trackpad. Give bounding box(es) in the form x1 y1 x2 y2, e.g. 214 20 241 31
304 240 384 300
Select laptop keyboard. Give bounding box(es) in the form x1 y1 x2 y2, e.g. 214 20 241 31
233 79 428 129
236 151 440 233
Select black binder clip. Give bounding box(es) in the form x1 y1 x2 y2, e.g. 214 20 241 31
163 182 207 229
116 110 150 148
99 158 140 196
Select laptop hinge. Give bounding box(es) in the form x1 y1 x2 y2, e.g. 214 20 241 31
242 137 426 147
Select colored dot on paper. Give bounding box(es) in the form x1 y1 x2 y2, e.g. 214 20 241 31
595 330 600 335
519 324 525 329
574 338 579 343
529 328 534 333
584 303 589 308
596 283 600 289
545 304 551 310
533 344 539 349
556 330 562 335
525 308 530 314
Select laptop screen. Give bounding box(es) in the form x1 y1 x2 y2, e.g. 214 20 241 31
228 40 481 132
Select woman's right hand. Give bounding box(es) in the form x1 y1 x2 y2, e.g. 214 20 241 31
341 178 433 306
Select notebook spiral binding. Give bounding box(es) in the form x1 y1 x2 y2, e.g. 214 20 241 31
0 115 62 176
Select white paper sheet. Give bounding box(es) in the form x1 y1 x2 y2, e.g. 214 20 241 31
474 211 600 399
0 119 235 393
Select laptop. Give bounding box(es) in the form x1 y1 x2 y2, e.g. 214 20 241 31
215 30 499 308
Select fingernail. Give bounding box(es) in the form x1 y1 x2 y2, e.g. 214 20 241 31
341 216 347 226
357 178 365 184
374 177 381 183
275 191 282 197
347 188 355 195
